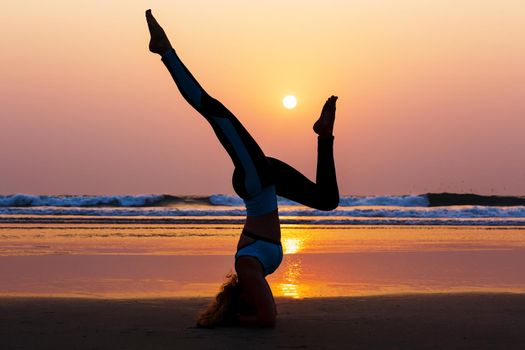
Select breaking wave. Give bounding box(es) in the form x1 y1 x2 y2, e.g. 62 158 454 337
0 194 430 207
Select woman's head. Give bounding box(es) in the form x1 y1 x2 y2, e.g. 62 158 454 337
196 272 241 327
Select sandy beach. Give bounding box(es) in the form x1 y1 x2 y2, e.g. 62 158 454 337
2 294 525 349
2 225 525 348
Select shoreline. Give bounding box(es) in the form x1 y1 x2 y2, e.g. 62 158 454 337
2 293 525 349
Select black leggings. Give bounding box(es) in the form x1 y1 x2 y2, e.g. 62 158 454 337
161 49 339 212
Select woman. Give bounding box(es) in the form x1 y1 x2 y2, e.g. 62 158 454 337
146 9 339 327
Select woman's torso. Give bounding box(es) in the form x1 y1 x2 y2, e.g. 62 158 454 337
237 210 281 250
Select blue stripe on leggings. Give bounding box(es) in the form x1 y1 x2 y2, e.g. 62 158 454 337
162 50 202 108
213 117 262 195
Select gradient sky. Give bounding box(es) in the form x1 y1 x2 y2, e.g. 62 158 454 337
1 0 524 196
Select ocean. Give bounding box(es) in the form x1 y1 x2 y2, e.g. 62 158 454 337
2 193 525 298
2 193 525 226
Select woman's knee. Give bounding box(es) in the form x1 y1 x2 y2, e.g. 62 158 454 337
317 193 339 211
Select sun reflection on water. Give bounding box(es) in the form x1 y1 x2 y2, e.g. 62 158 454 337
278 236 306 298
279 258 303 299
282 237 304 254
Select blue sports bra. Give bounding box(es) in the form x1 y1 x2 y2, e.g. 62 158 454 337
235 231 283 276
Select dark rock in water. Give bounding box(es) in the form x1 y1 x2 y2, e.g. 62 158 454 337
428 193 525 207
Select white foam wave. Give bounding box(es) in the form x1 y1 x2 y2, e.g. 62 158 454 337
338 195 429 207
1 215 524 227
208 195 244 206
0 194 167 207
209 194 429 207
3 205 525 219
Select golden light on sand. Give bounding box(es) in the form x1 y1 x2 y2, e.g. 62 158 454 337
282 95 297 109
282 237 304 254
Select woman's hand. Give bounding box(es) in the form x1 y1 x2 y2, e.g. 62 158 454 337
145 9 173 55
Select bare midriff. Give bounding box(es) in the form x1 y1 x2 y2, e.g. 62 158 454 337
237 210 281 250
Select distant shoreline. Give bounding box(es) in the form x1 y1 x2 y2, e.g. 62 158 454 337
428 193 525 207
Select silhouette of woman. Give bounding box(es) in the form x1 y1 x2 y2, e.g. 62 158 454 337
146 9 339 327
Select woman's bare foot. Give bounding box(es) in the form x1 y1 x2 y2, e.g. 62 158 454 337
313 96 338 137
146 9 173 55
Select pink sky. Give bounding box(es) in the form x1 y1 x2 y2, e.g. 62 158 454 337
1 1 524 196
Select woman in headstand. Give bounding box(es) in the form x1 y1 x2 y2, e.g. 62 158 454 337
146 10 339 327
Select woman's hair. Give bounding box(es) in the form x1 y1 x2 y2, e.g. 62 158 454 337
196 272 240 327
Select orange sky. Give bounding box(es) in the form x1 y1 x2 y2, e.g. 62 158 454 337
1 1 524 195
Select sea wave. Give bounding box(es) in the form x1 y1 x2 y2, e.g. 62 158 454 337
3 205 525 219
0 194 171 207
1 193 524 209
1 215 525 227
339 195 428 207
0 193 429 208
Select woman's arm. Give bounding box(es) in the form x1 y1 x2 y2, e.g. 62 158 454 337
235 257 276 327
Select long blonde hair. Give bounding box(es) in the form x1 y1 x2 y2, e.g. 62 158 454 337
196 272 240 327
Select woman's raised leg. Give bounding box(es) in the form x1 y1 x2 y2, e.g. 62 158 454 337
146 10 275 211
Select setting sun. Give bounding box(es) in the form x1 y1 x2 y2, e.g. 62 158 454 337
283 95 297 109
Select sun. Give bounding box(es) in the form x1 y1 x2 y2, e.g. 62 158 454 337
283 95 297 109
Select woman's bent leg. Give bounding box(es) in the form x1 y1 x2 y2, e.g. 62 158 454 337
269 136 339 211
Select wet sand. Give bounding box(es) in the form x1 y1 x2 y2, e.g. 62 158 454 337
4 226 525 298
2 294 525 349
